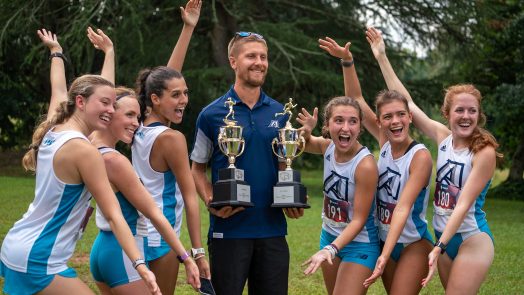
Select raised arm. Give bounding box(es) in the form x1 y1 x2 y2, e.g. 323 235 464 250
38 29 67 119
87 27 115 84
166 0 202 71
319 37 380 143
366 27 450 144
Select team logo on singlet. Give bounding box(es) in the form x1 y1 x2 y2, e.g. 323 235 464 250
136 130 144 139
43 138 55 146
381 150 387 158
440 144 447 152
268 120 280 128
436 159 465 188
326 154 331 161
377 167 401 200
324 170 349 201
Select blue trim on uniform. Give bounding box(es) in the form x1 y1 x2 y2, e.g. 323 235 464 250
364 201 379 244
412 187 428 238
435 223 494 260
116 192 139 236
1 260 76 295
144 171 177 262
162 171 177 227
320 229 379 270
474 180 491 228
27 183 85 274
194 86 288 239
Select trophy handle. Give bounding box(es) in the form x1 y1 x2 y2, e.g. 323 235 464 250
237 139 245 158
295 135 306 158
218 133 227 156
271 138 284 159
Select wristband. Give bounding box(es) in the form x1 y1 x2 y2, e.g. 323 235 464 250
49 52 67 63
340 59 354 68
434 240 447 254
177 251 190 263
322 244 338 260
191 247 206 258
132 258 146 269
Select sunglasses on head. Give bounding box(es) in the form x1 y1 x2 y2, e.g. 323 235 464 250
235 31 264 40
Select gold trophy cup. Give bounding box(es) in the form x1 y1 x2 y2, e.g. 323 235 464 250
271 98 310 208
210 97 254 208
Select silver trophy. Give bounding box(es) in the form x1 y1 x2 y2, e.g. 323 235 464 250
271 98 310 208
210 97 254 208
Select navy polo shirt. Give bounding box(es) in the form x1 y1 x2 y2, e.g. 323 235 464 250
191 86 289 239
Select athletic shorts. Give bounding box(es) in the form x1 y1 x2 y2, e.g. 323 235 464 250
90 230 147 288
434 223 494 260
380 229 434 262
320 229 380 270
0 260 76 295
145 238 172 262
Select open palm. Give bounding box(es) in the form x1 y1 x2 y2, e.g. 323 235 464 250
366 27 386 58
181 0 202 27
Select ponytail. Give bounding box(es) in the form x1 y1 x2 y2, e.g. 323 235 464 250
135 66 184 122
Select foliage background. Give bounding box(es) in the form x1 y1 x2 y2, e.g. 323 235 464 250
0 1 522 186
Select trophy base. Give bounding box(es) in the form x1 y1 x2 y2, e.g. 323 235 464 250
210 167 254 209
271 202 311 209
209 200 254 208
271 170 310 209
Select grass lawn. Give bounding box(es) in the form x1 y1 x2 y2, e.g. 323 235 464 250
0 171 523 294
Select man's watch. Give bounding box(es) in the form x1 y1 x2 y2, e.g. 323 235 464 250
191 247 206 258
434 240 447 254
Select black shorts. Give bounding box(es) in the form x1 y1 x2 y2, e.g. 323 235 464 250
209 237 289 295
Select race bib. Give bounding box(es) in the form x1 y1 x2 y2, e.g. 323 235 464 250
434 182 459 216
323 196 351 226
377 199 396 232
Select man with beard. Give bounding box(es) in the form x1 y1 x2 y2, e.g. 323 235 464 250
190 32 304 295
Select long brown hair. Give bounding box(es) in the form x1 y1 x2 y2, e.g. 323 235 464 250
22 75 114 171
441 84 502 158
321 96 363 138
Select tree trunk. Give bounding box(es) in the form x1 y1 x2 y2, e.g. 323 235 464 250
507 135 524 182
210 1 237 68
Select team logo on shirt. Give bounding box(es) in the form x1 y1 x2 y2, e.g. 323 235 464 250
436 159 465 188
268 120 280 128
377 167 401 200
381 150 387 158
324 170 349 201
326 154 331 161
43 138 55 146
440 144 447 152
136 130 144 139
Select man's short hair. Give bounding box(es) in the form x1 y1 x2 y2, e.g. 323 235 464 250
227 32 267 57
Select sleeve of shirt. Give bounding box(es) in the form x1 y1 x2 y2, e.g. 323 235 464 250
190 111 214 164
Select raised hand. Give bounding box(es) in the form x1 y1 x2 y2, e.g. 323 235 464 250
319 37 352 60
184 258 202 291
180 0 202 28
302 249 332 275
87 27 114 53
365 27 386 58
421 247 440 287
37 29 62 53
297 107 318 140
363 255 387 287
